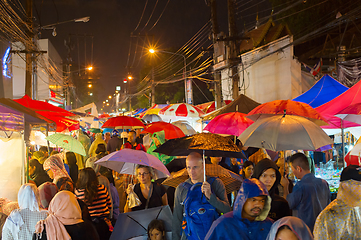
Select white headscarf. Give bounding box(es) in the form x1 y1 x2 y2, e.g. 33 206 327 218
3 183 41 240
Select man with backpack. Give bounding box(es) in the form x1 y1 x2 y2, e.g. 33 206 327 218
205 178 274 240
172 152 231 240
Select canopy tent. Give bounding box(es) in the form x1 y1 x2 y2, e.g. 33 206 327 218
316 79 361 129
293 74 349 108
202 94 260 121
133 108 147 116
139 104 169 117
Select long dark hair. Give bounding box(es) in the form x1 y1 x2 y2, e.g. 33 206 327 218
76 167 99 204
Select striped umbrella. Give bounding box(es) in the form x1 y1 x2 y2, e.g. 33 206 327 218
161 163 242 194
159 103 204 118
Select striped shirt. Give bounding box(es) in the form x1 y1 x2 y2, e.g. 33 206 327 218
75 184 112 218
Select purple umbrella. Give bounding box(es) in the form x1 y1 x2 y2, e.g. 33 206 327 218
95 148 170 179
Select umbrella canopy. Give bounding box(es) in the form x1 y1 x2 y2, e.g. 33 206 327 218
110 205 172 240
45 134 86 156
142 122 185 139
344 151 361 166
247 99 328 126
89 128 102 133
99 113 110 118
335 103 361 125
95 148 170 179
154 132 246 158
238 114 333 152
14 95 75 116
162 164 242 194
171 120 196 135
102 116 145 129
204 112 254 136
141 114 162 123
159 103 204 118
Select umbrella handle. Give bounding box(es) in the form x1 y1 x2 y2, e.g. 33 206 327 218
203 150 206 182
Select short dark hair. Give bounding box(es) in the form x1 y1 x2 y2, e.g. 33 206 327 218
289 153 309 171
95 143 106 154
148 219 166 240
56 177 74 192
129 130 136 135
39 146 48 153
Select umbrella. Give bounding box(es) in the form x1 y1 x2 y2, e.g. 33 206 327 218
89 128 102 133
154 132 246 158
45 133 86 156
204 112 254 136
162 164 242 194
95 148 170 179
159 103 204 118
141 122 185 139
102 116 145 129
335 103 361 125
238 114 333 152
247 99 328 126
142 114 162 123
171 120 196 135
110 205 172 240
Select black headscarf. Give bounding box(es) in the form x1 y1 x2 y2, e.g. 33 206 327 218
252 158 281 197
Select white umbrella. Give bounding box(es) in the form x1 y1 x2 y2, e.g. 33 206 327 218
142 114 162 123
171 120 196 135
238 114 333 151
95 148 170 179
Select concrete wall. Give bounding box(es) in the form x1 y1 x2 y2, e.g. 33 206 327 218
12 42 26 99
221 36 302 103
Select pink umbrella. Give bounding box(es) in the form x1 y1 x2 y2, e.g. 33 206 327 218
204 112 254 136
159 103 204 118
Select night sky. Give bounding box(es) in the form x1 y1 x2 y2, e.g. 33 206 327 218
27 0 267 106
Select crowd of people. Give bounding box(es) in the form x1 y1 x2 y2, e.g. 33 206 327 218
0 129 359 240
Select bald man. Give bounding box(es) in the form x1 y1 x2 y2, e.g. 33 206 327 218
172 152 230 240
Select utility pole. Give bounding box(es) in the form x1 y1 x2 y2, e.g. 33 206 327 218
210 0 222 109
25 0 33 98
151 67 155 106
228 0 239 100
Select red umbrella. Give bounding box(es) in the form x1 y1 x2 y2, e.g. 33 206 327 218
204 112 254 136
99 113 111 118
247 99 328 126
14 95 75 116
141 121 185 139
41 112 80 132
345 151 361 166
102 115 145 129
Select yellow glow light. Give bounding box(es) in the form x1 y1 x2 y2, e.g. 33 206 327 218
149 49 155 53
127 76 133 80
87 66 93 71
88 84 92 88
108 95 112 99
106 103 109 106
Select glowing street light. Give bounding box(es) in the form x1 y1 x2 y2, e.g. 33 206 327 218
103 101 105 104
127 76 133 80
108 95 112 99
149 49 155 54
106 103 109 106
88 84 92 88
106 99 109 102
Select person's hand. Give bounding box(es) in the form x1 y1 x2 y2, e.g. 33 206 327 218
126 184 134 195
280 176 289 188
201 181 211 199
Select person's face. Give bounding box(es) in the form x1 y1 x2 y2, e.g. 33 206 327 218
242 196 266 221
29 165 36 176
210 157 222 165
276 227 299 240
104 132 111 140
259 168 277 191
186 157 204 184
128 132 136 143
244 165 254 179
137 167 151 185
149 228 164 240
46 168 54 179
290 163 301 179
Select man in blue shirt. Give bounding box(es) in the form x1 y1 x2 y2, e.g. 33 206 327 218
205 178 273 240
281 152 331 232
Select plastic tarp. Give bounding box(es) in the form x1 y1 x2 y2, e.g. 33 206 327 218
0 103 24 131
316 79 361 129
293 74 349 108
0 132 25 201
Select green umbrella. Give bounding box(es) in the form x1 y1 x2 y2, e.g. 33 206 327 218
89 128 102 133
45 133 86 156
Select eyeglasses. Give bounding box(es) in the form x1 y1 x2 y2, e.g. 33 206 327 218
137 172 150 177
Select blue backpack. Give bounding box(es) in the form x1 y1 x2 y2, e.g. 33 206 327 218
181 177 219 240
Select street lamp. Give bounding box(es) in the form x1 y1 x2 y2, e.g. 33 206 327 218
148 49 189 104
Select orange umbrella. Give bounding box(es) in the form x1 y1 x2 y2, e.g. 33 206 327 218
247 99 328 126
141 121 185 139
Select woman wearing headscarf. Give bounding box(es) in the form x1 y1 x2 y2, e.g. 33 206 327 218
33 191 99 240
2 184 48 240
253 158 292 221
43 155 71 184
266 216 313 240
29 159 52 187
147 131 175 165
38 182 58 210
